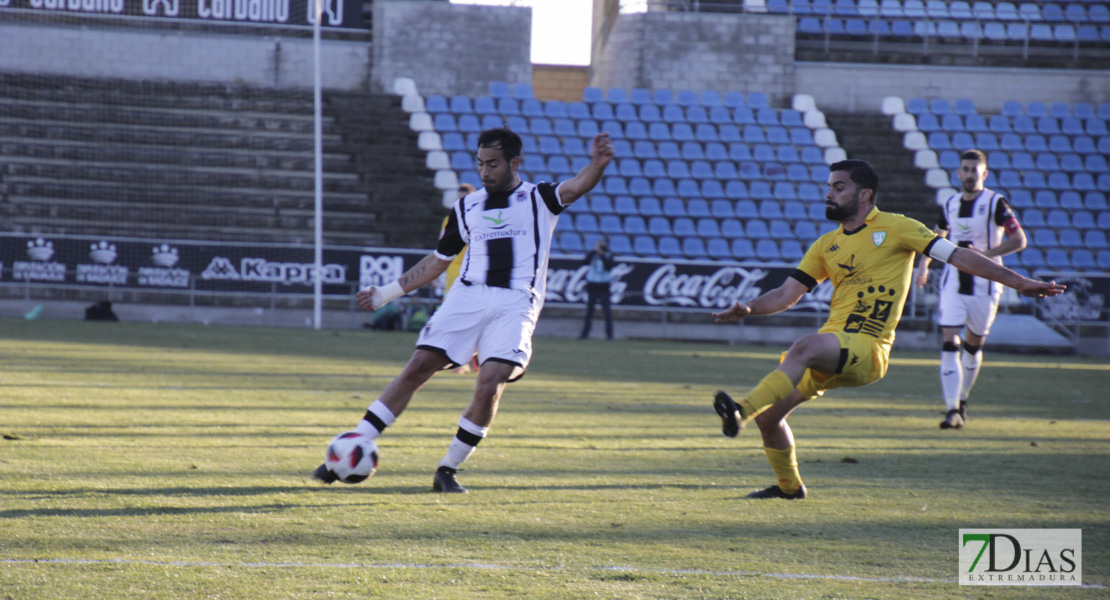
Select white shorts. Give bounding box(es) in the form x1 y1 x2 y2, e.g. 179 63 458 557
937 288 1001 337
416 284 540 382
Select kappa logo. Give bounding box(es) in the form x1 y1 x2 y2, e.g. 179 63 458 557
826 243 840 254
850 354 860 366
837 253 860 276
482 210 508 226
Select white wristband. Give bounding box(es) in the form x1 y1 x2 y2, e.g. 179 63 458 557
369 280 405 309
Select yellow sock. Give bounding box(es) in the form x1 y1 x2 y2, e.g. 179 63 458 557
738 369 795 421
764 445 803 494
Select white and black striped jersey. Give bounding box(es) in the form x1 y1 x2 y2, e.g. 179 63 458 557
935 188 1019 297
436 181 565 300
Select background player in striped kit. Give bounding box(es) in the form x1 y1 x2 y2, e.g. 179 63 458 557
915 149 1027 429
315 128 614 493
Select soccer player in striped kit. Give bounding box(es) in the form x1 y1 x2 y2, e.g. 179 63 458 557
915 149 1026 430
315 127 614 492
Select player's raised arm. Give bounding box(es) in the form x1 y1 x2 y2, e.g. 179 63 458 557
556 133 615 206
942 243 1065 299
356 253 451 311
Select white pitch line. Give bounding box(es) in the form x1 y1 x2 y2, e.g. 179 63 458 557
5 557 1105 589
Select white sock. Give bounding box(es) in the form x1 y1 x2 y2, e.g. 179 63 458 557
959 345 983 402
354 399 396 441
940 350 962 411
438 417 489 470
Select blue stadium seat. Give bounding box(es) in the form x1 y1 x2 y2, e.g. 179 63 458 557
575 213 600 233
707 238 732 259
1033 229 1060 248
649 122 673 141
577 119 600 138
602 120 625 138
732 239 757 260
723 91 747 108
648 216 672 236
781 240 805 261
769 219 795 239
702 180 726 199
706 142 729 161
1084 229 1108 249
736 199 759 218
711 199 736 218
747 219 771 239
662 197 687 217
748 92 770 110
674 217 697 237
558 232 584 254
880 0 903 18
426 94 450 113
442 132 466 151
512 83 534 100
751 181 774 200
795 220 820 241
657 236 682 258
652 89 674 105
608 234 634 256
591 102 615 121
1045 249 1071 270
434 113 459 132
640 159 663 179
1021 248 1046 268
628 177 652 196
1022 208 1046 227
633 235 658 257
687 106 710 124
1059 228 1083 248
721 218 745 237
676 89 699 107
568 101 591 120
697 218 722 238
620 215 646 237
757 239 783 261
599 215 624 235
633 140 657 160
1049 135 1073 153
726 181 750 201
1046 208 1070 227
658 142 681 159
869 19 893 36
625 121 648 140
1071 249 1096 271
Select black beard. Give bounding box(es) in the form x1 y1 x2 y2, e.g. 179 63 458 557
825 199 859 222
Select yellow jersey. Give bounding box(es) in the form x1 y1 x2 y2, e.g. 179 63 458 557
794 207 939 349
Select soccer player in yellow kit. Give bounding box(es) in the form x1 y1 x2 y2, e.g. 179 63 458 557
711 160 1065 499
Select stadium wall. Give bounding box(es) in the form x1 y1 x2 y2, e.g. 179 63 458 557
371 1 531 97
795 62 1110 113
0 21 371 89
589 11 796 106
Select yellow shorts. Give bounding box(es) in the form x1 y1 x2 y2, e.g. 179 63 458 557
793 332 890 400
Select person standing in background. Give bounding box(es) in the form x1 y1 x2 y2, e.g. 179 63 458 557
578 237 615 341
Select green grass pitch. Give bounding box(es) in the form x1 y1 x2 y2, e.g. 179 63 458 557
1 318 1106 599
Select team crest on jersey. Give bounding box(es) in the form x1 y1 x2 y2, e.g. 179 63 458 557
872 231 887 247
514 191 527 203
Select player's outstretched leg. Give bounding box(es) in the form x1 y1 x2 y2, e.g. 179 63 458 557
713 390 747 438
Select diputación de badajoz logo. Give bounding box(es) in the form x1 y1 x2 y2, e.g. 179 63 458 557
960 529 1081 586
